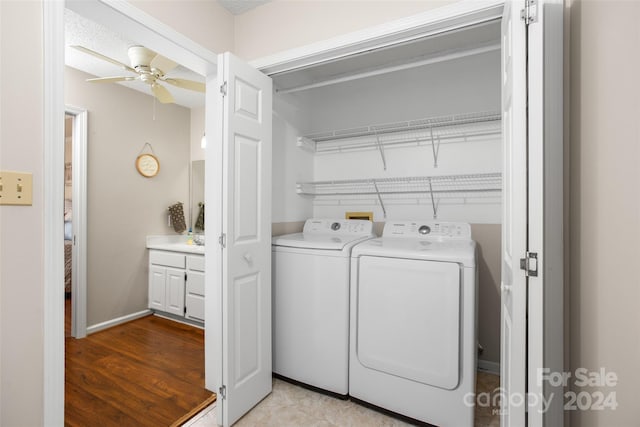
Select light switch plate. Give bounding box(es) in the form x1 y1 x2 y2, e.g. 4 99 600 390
0 171 33 206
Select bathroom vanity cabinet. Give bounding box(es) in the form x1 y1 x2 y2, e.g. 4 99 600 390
148 249 205 326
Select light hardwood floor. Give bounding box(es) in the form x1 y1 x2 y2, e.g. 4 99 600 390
64 314 212 427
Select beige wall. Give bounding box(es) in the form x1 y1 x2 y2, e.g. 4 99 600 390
130 0 235 54
190 106 206 161
569 1 640 425
472 224 501 366
0 2 45 425
65 67 191 327
234 0 455 60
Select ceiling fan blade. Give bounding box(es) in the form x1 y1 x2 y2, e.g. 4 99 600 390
71 45 136 73
150 54 178 74
163 78 206 93
86 76 138 84
151 83 175 104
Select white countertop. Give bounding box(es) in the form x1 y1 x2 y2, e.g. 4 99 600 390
146 235 205 255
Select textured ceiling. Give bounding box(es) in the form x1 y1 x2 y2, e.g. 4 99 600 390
64 9 205 109
217 0 270 15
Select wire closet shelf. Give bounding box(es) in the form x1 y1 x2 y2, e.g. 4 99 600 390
297 172 502 218
298 111 501 155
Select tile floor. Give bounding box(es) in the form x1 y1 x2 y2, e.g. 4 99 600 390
184 372 500 427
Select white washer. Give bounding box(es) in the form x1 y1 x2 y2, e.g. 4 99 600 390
349 221 477 427
272 218 374 396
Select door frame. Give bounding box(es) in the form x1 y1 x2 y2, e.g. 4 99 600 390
251 0 561 423
65 105 88 338
44 0 218 423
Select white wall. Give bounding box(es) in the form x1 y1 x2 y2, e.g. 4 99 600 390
272 92 315 223
306 51 501 223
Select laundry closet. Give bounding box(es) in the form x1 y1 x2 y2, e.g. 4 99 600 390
270 19 503 370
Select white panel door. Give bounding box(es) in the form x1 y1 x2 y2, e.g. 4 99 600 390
500 0 528 425
526 1 564 425
217 52 272 427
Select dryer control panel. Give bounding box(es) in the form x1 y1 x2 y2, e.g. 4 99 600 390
303 218 373 236
383 221 471 240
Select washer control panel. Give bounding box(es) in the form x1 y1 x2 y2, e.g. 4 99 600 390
383 221 471 239
303 218 373 236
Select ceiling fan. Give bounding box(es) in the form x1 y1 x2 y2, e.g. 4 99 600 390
71 45 205 104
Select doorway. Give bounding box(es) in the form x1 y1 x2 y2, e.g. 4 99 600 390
44 0 219 423
64 106 88 339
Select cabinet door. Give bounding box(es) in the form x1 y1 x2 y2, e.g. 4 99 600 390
165 267 186 316
186 270 205 295
186 270 205 322
149 265 167 311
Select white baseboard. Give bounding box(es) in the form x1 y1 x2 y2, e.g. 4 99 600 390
478 359 500 375
86 309 152 335
153 312 205 330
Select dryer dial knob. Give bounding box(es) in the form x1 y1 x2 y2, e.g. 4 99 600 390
331 222 341 231
418 225 431 235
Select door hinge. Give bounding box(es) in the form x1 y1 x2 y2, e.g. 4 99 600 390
520 252 539 277
220 81 227 96
219 385 227 400
521 0 538 24
184 272 187 281
219 233 226 248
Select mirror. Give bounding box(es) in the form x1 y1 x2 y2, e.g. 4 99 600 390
191 160 205 232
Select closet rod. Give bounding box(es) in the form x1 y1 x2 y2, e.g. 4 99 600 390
298 188 500 197
276 43 500 95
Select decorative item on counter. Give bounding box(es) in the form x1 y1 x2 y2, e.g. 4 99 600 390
168 202 186 233
187 228 193 245
193 233 205 246
195 202 205 231
135 142 160 178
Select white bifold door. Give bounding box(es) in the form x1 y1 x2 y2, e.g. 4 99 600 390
500 1 564 426
214 52 273 427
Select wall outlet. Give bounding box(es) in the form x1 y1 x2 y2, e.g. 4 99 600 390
0 171 33 206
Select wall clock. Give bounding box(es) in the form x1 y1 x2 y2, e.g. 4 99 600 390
136 153 160 178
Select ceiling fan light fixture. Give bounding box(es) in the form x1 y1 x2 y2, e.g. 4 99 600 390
72 44 205 106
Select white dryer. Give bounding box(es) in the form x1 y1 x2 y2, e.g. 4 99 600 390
349 221 477 427
272 218 374 396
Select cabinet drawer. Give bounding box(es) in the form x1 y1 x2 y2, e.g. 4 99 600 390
187 255 205 272
187 270 205 295
186 294 205 322
150 250 186 269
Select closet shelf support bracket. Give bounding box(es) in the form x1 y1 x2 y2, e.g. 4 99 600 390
372 180 387 219
428 178 440 219
430 126 441 168
374 131 387 170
